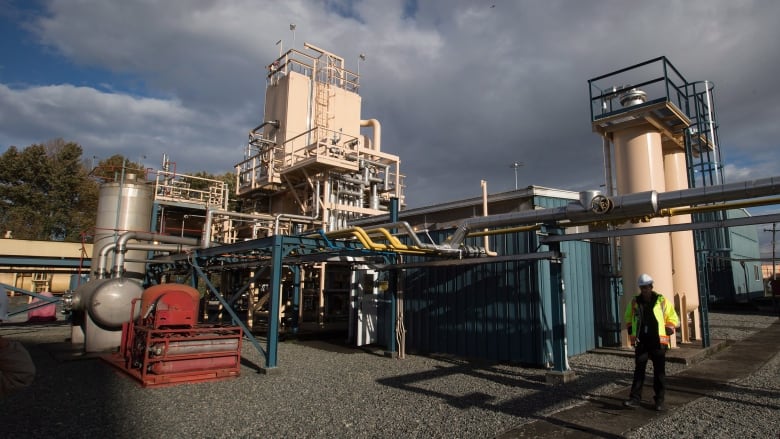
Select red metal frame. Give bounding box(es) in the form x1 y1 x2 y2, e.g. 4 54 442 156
104 298 243 388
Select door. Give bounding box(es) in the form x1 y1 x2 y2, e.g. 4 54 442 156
354 267 378 346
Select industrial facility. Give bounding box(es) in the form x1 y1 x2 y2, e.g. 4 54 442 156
1 44 778 386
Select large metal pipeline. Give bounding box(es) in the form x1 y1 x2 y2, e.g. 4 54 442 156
442 175 780 252
656 176 780 208
97 242 197 279
444 190 657 250
113 232 200 275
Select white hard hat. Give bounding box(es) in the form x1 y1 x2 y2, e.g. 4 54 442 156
638 273 653 287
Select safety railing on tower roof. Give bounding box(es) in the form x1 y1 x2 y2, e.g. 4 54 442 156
588 56 689 122
266 48 360 93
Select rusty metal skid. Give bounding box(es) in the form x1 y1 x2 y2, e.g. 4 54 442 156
105 321 243 388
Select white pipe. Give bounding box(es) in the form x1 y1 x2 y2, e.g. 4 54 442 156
113 232 200 277
360 119 381 152
481 180 498 256
98 242 196 279
274 213 319 235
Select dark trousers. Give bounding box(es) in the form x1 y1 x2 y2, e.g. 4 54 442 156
629 342 666 403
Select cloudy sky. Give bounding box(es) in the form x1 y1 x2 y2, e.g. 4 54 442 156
2 0 779 254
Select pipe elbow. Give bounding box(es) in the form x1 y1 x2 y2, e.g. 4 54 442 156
360 119 381 151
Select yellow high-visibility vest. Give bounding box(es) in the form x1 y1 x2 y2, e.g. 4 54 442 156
624 293 680 347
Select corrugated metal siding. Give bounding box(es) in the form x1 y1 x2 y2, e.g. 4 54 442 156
401 227 606 366
405 259 548 364
561 240 595 354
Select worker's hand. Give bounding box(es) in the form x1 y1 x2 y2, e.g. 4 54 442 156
665 327 675 336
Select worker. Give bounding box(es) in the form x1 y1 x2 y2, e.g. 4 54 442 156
623 273 679 411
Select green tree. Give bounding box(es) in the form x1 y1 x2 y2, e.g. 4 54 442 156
91 154 147 183
0 139 99 241
188 170 236 211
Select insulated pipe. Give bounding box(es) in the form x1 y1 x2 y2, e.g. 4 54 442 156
446 190 659 250
98 242 196 279
346 175 780 256
360 119 381 152
113 232 200 277
656 176 780 208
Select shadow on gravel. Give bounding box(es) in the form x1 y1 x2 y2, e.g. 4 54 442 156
375 353 629 426
667 376 780 410
0 324 126 438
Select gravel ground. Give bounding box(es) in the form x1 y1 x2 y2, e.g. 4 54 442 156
0 311 777 439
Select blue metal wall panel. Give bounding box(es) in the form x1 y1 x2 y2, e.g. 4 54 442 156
401 226 610 366
403 230 538 364
561 240 596 355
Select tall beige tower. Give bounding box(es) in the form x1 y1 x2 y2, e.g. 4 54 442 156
235 43 403 234
611 108 676 346
590 58 706 347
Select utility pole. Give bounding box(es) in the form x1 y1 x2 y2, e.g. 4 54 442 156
765 223 777 281
511 162 524 190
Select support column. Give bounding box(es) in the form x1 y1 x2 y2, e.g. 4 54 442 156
544 227 575 384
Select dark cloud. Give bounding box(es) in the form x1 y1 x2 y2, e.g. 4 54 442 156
1 0 778 211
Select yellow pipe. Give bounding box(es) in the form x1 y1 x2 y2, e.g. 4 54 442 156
467 224 542 238
324 227 389 250
364 228 434 254
316 227 432 255
365 228 410 250
661 196 780 217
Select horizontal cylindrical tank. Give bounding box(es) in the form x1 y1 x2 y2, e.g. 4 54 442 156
149 338 240 357
88 278 144 328
149 356 238 374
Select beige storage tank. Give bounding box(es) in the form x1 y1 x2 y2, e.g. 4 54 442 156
91 174 153 279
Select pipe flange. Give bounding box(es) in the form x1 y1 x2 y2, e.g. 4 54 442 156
590 195 613 214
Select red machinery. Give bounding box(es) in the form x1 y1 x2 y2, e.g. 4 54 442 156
104 284 243 388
